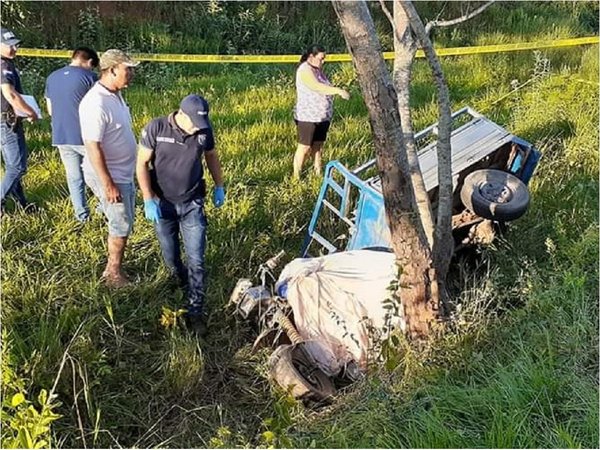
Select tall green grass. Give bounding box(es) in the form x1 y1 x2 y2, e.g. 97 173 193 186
1 4 599 448
5 1 598 54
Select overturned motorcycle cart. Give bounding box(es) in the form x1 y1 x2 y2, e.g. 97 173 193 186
230 107 541 403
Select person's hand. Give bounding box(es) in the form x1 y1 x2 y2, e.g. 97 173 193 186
337 88 350 100
104 181 122 203
144 198 161 223
212 186 225 208
26 111 38 123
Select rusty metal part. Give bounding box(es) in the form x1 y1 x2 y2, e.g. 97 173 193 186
274 310 303 344
452 209 484 230
462 219 495 246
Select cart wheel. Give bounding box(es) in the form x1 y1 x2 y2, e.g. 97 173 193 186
268 343 336 403
460 169 530 222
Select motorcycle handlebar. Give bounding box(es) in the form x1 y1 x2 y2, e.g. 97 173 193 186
265 250 285 271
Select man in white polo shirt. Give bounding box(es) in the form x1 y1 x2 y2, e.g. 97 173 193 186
79 49 139 287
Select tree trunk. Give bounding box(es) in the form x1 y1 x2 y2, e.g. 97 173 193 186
332 0 438 340
400 0 454 284
392 0 435 250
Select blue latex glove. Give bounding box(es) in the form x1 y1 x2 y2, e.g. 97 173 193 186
213 186 225 208
144 198 161 223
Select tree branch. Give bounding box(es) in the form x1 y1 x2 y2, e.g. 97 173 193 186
425 0 496 34
389 0 435 249
378 0 405 48
400 0 454 285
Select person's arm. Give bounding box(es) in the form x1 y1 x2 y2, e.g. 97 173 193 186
136 145 157 200
205 148 225 208
298 67 350 99
136 121 161 221
84 140 121 203
44 78 52 117
204 149 223 187
45 97 52 117
1 83 38 119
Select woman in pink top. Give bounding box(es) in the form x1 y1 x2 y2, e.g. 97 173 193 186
293 45 350 179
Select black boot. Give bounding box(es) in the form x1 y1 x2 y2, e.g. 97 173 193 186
184 309 208 337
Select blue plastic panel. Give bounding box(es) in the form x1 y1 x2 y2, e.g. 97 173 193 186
347 189 391 251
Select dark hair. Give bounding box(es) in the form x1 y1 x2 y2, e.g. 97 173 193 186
72 46 99 68
299 44 325 64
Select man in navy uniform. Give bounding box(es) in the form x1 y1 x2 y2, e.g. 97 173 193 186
1 27 39 214
136 94 225 336
45 47 99 222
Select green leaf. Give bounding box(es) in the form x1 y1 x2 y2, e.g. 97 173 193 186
18 428 34 449
34 439 49 449
263 417 274 427
262 430 275 444
27 405 40 418
32 424 49 438
37 389 47 407
40 413 61 426
11 393 25 407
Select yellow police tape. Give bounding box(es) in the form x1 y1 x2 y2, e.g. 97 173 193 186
18 36 599 63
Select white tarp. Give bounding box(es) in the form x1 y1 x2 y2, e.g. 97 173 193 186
275 250 405 376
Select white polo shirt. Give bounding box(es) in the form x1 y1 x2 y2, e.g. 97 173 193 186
79 82 137 184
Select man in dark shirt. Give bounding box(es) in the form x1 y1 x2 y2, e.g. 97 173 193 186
136 94 225 336
45 47 99 222
1 28 39 214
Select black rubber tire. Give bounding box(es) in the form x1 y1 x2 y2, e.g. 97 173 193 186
460 169 530 222
268 343 336 402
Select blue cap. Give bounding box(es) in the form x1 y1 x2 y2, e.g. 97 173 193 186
180 94 211 130
1 28 21 47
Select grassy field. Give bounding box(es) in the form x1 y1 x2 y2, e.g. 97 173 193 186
1 5 599 448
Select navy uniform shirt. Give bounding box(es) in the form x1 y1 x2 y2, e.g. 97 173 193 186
140 112 215 204
45 65 98 145
1 57 23 114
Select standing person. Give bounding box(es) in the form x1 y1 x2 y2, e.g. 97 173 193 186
136 94 225 336
1 27 39 214
79 49 139 287
293 44 350 179
45 47 99 222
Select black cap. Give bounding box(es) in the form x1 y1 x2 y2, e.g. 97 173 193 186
180 94 211 130
1 28 21 47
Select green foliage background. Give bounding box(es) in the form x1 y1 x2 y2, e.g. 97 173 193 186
1 1 598 448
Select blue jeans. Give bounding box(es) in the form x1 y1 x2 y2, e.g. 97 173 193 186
155 197 208 315
0 121 28 207
57 145 89 221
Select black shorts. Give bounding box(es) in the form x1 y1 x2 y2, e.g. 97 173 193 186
296 120 331 146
